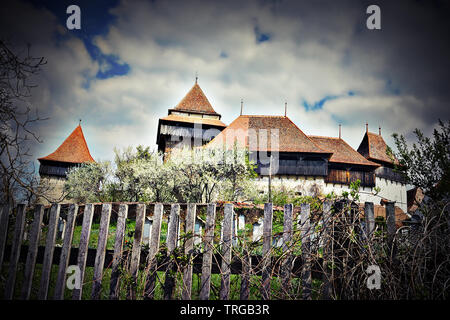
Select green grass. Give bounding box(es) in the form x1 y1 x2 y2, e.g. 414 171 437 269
1 260 323 300
2 213 322 300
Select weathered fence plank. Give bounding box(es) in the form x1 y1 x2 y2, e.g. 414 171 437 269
110 204 128 300
321 200 333 300
182 203 197 300
386 201 397 259
219 203 234 300
261 203 273 300
127 203 145 300
280 203 293 298
0 204 11 269
300 203 312 300
54 204 78 300
199 203 216 300
144 203 164 299
38 203 61 299
4 204 27 300
72 203 95 300
364 202 375 236
0 199 400 301
240 248 251 300
164 204 180 300
91 203 112 299
20 205 45 300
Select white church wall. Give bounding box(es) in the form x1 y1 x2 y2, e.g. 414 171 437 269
253 175 408 212
374 177 408 212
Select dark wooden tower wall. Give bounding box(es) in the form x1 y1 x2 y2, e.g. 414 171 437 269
156 82 227 155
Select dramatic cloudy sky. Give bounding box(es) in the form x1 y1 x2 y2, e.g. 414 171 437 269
1 0 449 167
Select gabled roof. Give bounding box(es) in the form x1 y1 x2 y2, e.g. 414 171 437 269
357 131 398 165
38 125 95 164
206 115 331 154
160 114 226 127
171 83 219 116
309 136 380 167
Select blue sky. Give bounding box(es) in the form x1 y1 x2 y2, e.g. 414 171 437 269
30 0 130 81
0 0 449 167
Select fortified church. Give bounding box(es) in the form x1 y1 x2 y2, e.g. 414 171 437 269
38 81 408 212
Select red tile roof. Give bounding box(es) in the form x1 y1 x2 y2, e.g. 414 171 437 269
160 114 226 127
172 83 219 115
357 132 399 165
309 136 380 167
38 125 95 164
206 115 331 154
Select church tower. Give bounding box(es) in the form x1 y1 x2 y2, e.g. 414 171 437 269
156 81 226 156
37 124 95 204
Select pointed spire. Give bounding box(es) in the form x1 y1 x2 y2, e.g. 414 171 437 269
240 99 243 116
38 125 94 164
173 82 219 115
339 124 341 139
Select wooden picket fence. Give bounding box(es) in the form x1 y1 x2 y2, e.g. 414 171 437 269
0 201 397 300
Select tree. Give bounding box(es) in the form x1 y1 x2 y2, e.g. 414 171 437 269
112 146 174 202
64 145 257 203
64 161 111 203
169 145 256 203
392 119 450 200
0 39 47 206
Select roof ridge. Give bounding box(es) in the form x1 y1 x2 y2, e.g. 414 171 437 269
309 135 340 139
240 115 286 118
284 117 329 154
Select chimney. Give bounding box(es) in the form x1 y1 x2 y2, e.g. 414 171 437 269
366 122 368 133
339 124 341 139
379 125 381 135
284 102 287 117
240 99 243 116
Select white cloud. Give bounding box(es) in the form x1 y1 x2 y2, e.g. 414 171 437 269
1 0 448 166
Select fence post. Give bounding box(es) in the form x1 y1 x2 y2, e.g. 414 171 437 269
182 203 197 300
164 204 180 300
72 204 95 300
280 203 293 299
38 203 61 300
109 204 128 300
21 205 45 300
240 212 250 301
0 204 11 269
127 203 146 300
364 202 375 236
240 249 251 300
199 203 216 300
4 204 26 300
386 201 397 259
300 203 312 300
54 204 79 300
261 203 273 300
91 203 112 299
144 203 164 299
219 203 234 300
321 200 333 300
